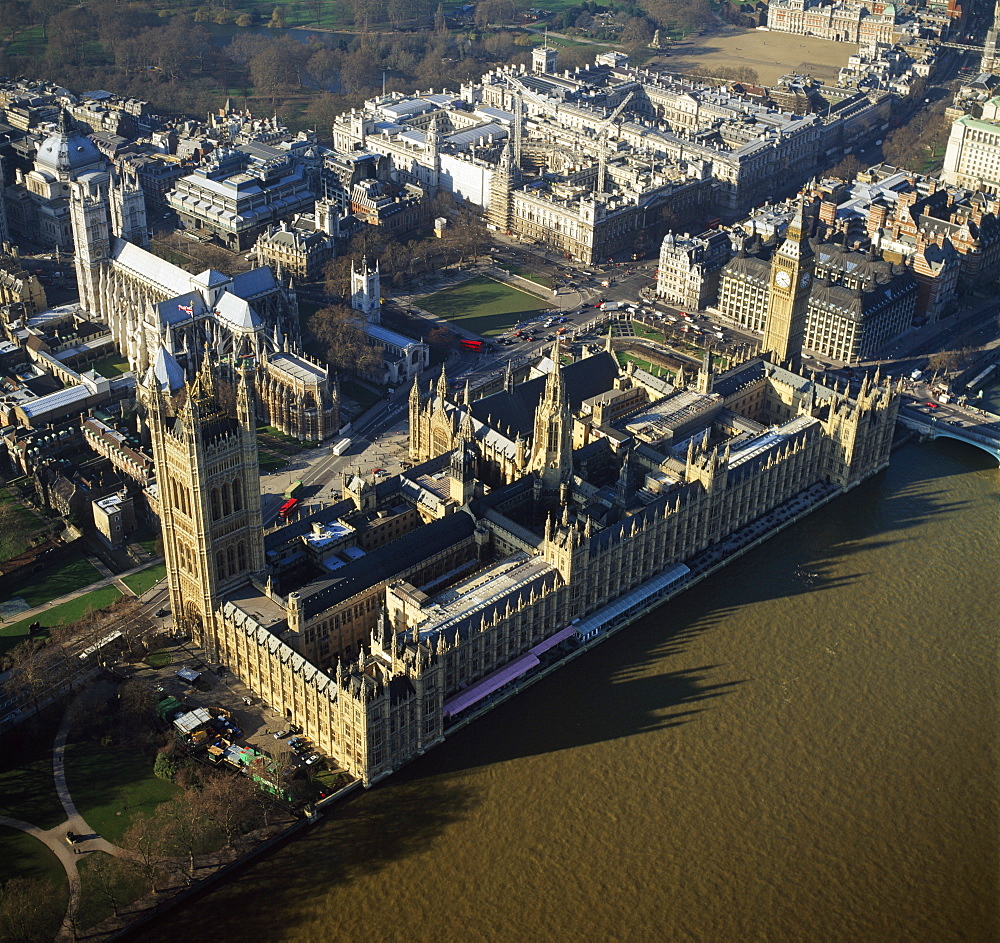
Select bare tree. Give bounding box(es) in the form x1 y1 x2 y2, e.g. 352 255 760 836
306 305 383 377
86 853 138 919
194 771 261 846
164 798 207 881
0 876 61 943
121 812 169 894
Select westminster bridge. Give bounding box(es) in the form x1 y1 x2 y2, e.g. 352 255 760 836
897 399 1000 464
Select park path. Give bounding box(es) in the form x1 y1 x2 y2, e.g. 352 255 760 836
0 556 166 629
1 695 131 940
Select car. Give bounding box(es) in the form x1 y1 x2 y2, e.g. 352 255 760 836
155 608 170 618
305 753 321 765
273 729 290 740
926 402 940 408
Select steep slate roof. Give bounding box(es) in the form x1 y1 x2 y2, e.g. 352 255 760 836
470 351 620 438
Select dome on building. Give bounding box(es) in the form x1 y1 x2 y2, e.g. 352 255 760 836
34 110 106 181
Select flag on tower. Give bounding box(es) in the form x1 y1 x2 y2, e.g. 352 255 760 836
178 303 194 315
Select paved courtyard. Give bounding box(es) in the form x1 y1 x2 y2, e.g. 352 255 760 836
652 26 854 85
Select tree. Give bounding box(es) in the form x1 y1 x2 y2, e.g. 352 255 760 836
154 750 178 781
0 877 60 943
307 304 383 377
86 854 138 919
267 6 287 28
164 798 207 880
122 812 169 893
1 638 58 715
250 43 300 106
194 771 261 846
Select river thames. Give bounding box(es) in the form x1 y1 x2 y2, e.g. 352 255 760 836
144 420 999 942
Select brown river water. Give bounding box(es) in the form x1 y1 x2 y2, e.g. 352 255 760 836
141 433 999 943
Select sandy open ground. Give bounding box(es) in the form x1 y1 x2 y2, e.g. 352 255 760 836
650 26 854 85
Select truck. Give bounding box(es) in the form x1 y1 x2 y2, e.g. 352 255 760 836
284 480 303 500
332 437 352 456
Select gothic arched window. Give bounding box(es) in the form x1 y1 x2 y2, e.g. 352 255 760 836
222 483 232 517
232 478 243 511
217 550 226 581
211 488 221 521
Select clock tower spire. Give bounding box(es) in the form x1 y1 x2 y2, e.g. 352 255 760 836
762 196 814 371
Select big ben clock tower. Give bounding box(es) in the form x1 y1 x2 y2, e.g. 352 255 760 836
762 197 814 371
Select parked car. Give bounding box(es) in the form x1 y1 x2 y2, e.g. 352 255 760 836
155 608 171 617
273 729 290 740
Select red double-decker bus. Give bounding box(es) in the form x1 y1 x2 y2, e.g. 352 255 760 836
278 498 299 520
459 339 483 351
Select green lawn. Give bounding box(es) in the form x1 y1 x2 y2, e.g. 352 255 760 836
76 851 149 930
0 486 45 562
258 449 287 473
144 650 172 669
634 323 663 342
64 740 180 846
6 24 47 59
341 379 382 411
258 426 312 448
617 352 659 374
420 276 549 337
0 585 123 657
0 826 68 936
89 355 132 378
0 705 67 830
506 265 554 289
121 563 167 596
0 552 104 609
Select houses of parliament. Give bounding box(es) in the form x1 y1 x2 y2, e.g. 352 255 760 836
142 199 899 787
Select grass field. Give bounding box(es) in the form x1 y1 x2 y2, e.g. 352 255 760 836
0 585 123 656
0 826 68 935
0 706 67 830
144 650 172 669
617 352 659 374
341 379 383 410
0 552 105 609
0 485 46 562
121 563 167 596
420 276 549 337
507 265 554 289
90 355 132 378
258 449 288 473
64 740 181 846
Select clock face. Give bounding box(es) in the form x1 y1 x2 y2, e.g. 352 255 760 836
775 270 791 289
801 271 812 288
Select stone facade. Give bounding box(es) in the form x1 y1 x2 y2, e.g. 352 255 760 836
656 229 734 309
719 231 917 363
766 0 897 43
942 97 1000 197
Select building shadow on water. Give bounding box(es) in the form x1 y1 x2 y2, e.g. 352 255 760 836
413 450 984 776
133 774 482 940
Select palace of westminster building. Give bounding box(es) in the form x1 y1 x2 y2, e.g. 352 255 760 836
143 200 900 786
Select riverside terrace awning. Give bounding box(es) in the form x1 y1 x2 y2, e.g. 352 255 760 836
443 653 539 719
573 563 691 641
443 625 578 719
